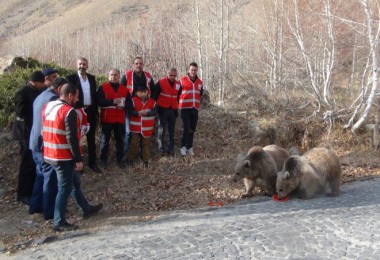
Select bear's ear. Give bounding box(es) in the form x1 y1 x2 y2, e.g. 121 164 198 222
283 171 291 179
244 160 250 168
237 153 245 161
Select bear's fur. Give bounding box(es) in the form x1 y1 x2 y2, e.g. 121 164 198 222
276 147 342 200
233 145 290 198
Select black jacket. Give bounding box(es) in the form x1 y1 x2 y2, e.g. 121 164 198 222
66 72 98 117
14 83 44 140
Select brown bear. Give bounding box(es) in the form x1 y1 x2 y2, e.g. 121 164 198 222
233 145 290 198
276 147 342 200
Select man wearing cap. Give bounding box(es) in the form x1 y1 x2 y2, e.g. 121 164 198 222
42 68 58 87
14 70 46 205
67 57 101 173
29 77 66 219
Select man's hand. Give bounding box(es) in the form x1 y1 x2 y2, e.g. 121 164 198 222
138 109 150 116
75 162 84 172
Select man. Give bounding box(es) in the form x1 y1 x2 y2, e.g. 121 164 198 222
97 69 131 169
121 57 156 153
42 68 58 87
29 77 66 219
42 83 103 232
67 57 101 173
155 68 180 156
179 62 203 156
14 70 46 204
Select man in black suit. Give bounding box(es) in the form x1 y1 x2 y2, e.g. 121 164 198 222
67 57 101 173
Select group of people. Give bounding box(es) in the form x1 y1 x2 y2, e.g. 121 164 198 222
13 56 203 231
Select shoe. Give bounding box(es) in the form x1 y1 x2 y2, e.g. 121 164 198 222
124 159 133 167
53 222 78 232
143 161 149 168
117 161 126 169
166 150 174 157
180 146 187 156
29 208 42 215
99 160 108 169
89 163 102 174
187 148 194 156
18 196 30 205
83 203 103 219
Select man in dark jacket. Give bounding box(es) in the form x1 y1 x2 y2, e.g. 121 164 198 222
14 71 46 205
67 57 101 173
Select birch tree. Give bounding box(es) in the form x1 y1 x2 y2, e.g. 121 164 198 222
345 0 380 136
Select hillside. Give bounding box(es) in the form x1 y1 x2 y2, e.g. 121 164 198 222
0 0 157 41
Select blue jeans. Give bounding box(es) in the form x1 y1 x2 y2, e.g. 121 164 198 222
41 161 58 220
29 151 44 214
53 160 90 226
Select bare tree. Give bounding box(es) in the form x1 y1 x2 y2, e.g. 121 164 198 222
347 0 380 135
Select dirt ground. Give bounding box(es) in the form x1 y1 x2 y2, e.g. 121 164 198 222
1 104 380 255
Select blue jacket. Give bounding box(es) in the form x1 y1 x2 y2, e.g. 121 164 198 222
29 88 59 152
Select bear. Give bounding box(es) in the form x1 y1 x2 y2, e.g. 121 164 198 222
233 144 290 198
276 147 342 200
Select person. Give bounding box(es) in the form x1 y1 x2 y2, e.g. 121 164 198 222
42 83 103 232
42 68 58 87
125 85 157 167
121 57 156 154
155 68 181 156
67 57 101 173
29 77 66 219
14 70 46 205
97 69 131 169
178 62 203 156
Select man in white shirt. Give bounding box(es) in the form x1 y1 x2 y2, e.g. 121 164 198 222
67 57 101 173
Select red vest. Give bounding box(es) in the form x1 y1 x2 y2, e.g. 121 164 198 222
179 76 202 109
125 70 153 95
42 100 81 162
76 108 88 126
129 97 156 138
99 82 128 124
157 77 180 109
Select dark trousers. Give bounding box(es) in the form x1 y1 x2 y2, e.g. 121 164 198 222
53 160 90 226
29 151 57 219
84 108 97 165
41 161 58 219
180 108 198 149
17 140 36 201
158 107 177 153
127 133 151 162
100 123 125 163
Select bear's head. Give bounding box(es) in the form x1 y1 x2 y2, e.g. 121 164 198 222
233 153 251 182
276 157 301 199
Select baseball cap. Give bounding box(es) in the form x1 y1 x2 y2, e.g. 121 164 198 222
42 68 58 76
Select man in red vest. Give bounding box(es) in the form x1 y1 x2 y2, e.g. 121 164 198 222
121 57 156 154
42 83 103 232
179 62 203 156
97 69 131 169
125 85 157 167
155 68 181 156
